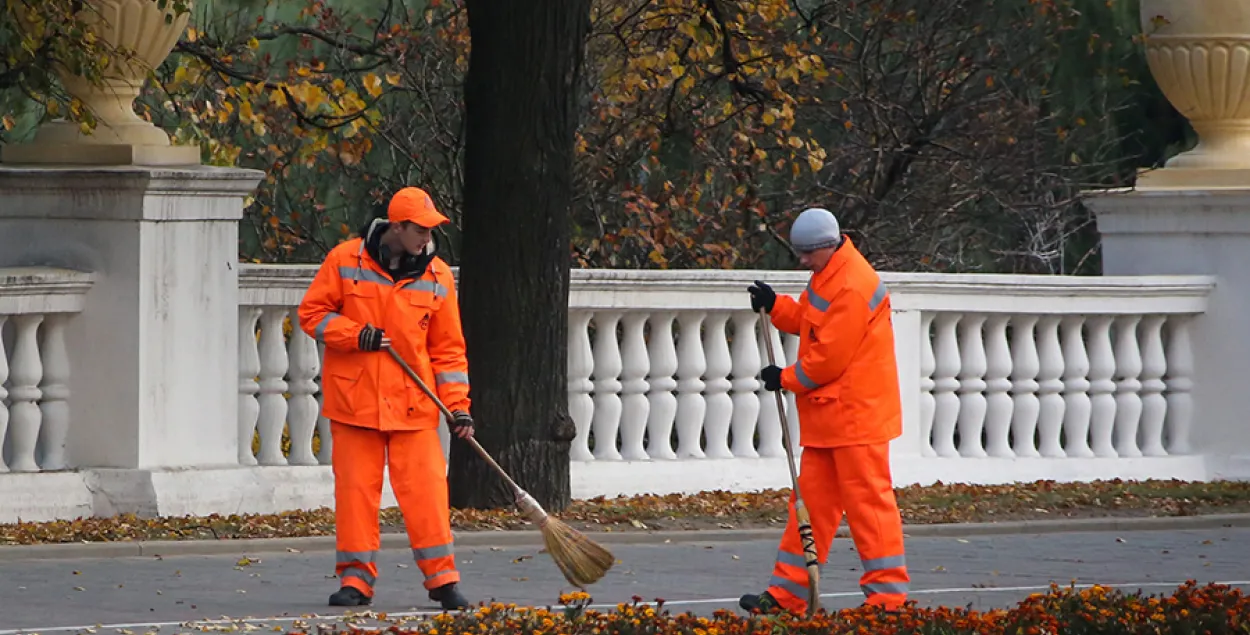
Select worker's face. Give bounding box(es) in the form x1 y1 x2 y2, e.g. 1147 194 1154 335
798 246 836 272
395 222 433 255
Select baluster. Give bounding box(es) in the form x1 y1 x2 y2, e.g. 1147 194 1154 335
674 310 708 458
956 313 989 457
618 312 651 461
645 311 679 460
782 333 801 456
1137 315 1169 456
702 311 734 459
315 340 332 464
1163 316 1195 454
1009 315 1042 458
0 315 8 472
729 312 761 458
255 307 290 466
237 308 262 466
1035 316 1066 457
285 311 321 466
930 313 962 457
567 310 595 461
918 312 937 457
982 315 1014 458
1085 316 1117 458
590 310 624 461
7 314 44 472
37 314 70 470
1060 316 1092 458
754 318 785 458
1112 315 1144 458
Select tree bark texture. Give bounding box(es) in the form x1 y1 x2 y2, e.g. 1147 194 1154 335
450 0 592 512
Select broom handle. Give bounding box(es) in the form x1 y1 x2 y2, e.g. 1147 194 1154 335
385 347 526 498
758 308 802 493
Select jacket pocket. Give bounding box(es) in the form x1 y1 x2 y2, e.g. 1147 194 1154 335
325 365 365 415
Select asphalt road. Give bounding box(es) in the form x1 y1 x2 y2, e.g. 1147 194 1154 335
0 526 1247 633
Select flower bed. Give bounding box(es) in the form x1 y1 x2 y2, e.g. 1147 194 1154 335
322 582 1249 635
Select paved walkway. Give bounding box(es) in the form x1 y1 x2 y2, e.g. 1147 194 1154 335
0 526 1247 633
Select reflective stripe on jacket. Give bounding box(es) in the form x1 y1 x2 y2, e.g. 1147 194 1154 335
769 236 902 447
297 237 470 431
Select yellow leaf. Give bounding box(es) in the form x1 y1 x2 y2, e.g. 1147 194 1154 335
247 37 260 50
1 115 14 131
385 72 402 86
363 74 383 98
762 112 776 126
787 136 803 148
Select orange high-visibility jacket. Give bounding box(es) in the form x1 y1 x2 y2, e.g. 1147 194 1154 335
770 236 902 448
297 236 470 431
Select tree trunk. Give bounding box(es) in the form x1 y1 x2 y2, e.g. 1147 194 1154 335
450 0 592 512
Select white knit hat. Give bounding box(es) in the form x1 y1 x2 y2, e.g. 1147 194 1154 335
789 207 841 251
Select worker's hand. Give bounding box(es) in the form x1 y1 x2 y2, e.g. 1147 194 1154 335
748 280 776 313
760 365 783 391
450 410 475 439
358 324 389 351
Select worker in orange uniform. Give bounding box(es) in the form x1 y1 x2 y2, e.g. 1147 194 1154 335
739 207 910 615
298 186 473 611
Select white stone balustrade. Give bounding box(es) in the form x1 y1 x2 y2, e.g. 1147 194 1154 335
237 266 1215 498
0 268 92 473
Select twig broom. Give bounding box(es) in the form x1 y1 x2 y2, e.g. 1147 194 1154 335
758 307 821 616
386 347 616 588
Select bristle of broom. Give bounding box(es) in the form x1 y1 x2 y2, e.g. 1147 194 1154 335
513 489 617 587
542 516 616 588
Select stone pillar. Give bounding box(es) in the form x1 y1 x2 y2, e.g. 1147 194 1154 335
1084 0 1250 479
0 166 263 470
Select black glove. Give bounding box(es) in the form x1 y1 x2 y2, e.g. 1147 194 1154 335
749 280 776 313
450 410 474 438
761 365 783 391
358 324 385 351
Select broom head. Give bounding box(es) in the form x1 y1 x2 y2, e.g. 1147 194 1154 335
542 516 616 588
514 489 616 588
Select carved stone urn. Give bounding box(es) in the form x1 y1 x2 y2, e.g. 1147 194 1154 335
1137 0 1250 188
1 0 201 166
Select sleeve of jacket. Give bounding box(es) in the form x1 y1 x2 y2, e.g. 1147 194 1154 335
427 270 472 414
769 292 803 335
781 286 869 395
298 250 365 352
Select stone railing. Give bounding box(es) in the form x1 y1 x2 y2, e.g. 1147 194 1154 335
0 268 92 473
238 266 1215 497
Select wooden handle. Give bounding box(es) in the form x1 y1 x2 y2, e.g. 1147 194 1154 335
385 347 525 496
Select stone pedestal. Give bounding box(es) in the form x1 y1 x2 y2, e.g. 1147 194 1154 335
0 165 264 470
1086 188 1250 479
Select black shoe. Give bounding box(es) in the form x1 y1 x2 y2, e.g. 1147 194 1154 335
328 585 372 607
429 582 470 610
739 590 780 613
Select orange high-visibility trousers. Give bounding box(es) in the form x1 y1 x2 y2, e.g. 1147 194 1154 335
767 442 910 613
331 421 459 597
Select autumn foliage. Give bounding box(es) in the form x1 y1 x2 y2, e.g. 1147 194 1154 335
2 0 1150 273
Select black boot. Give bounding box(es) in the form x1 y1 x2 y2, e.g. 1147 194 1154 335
329 585 372 607
739 590 781 613
429 582 470 610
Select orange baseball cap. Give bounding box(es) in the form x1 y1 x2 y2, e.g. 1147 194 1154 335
387 186 449 228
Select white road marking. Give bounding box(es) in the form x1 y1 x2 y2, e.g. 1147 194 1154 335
4 580 1249 634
